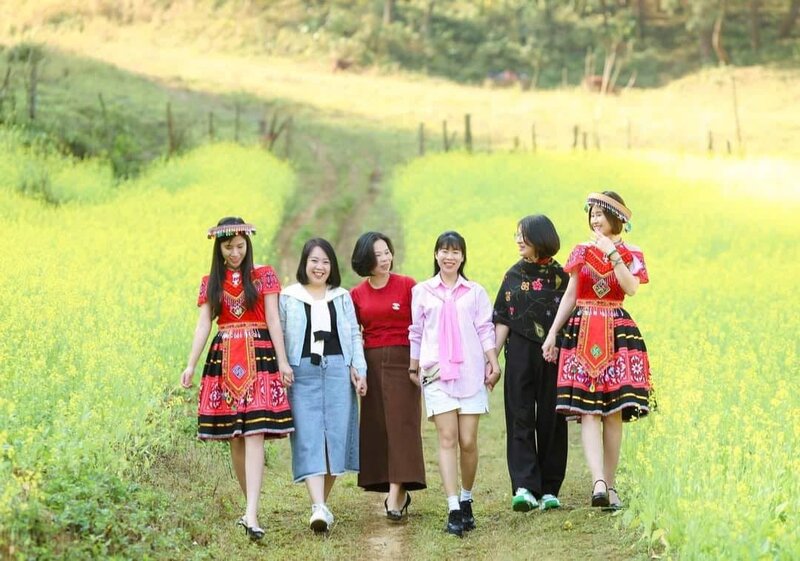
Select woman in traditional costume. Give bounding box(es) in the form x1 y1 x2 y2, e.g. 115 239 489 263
543 192 651 511
279 238 367 533
181 217 294 541
350 232 426 521
493 215 569 513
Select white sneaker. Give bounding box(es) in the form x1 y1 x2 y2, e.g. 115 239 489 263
321 504 335 528
309 504 329 532
511 488 538 512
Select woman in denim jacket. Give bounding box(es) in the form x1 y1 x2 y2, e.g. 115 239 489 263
279 238 367 533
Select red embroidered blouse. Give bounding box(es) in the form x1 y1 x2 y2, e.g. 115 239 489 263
197 265 281 325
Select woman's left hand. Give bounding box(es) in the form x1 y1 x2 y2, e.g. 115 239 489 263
592 228 617 256
350 366 367 397
484 361 501 391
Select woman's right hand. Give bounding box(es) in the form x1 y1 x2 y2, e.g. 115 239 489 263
542 332 558 363
279 361 294 388
409 371 420 387
180 367 195 388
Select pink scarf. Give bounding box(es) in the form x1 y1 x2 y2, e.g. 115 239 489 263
438 294 464 381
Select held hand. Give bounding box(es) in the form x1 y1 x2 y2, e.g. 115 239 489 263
542 333 559 363
484 361 501 391
409 372 420 387
350 367 367 397
180 367 195 388
279 362 294 388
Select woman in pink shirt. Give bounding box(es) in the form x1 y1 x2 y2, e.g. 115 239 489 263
408 231 501 537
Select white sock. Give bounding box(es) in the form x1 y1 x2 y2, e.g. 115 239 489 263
447 495 460 511
460 488 473 502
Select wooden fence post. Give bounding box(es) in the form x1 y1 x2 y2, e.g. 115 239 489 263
166 101 176 156
418 122 425 156
582 131 588 151
626 118 632 150
234 102 241 143
208 111 215 141
464 113 472 153
531 124 537 153
572 125 579 150
707 129 714 153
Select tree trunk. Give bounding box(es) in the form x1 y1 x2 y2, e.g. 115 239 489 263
636 0 646 40
383 0 395 26
749 0 761 49
712 0 731 65
778 0 800 38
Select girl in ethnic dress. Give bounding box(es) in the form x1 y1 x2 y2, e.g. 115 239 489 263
350 232 426 521
181 217 294 541
493 215 569 513
542 192 651 510
279 238 367 533
409 231 501 537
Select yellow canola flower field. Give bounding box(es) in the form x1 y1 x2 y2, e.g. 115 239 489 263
392 151 799 560
0 137 294 537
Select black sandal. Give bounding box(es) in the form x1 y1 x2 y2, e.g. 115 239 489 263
386 493 411 521
602 487 624 511
591 479 610 507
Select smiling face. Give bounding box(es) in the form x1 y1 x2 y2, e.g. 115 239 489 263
589 205 614 236
220 235 247 269
305 245 331 287
371 239 393 276
435 245 464 276
515 229 537 260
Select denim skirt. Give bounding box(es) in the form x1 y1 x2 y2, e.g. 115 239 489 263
288 354 360 482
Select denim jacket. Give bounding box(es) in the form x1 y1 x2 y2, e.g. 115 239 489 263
279 284 367 377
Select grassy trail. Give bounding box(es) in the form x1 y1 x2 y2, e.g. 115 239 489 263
1 33 653 559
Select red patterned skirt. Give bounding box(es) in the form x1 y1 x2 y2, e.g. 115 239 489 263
555 303 652 422
197 323 293 439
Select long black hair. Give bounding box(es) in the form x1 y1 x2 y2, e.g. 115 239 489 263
207 217 259 319
433 230 468 280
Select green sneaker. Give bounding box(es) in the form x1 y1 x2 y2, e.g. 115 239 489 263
540 494 561 511
511 488 538 512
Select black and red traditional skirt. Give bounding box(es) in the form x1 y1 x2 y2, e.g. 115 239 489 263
197 322 293 439
555 300 652 422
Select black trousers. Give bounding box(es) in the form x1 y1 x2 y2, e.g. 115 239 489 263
503 331 568 498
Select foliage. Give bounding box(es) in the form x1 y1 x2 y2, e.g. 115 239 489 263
4 1 797 88
390 151 800 559
0 138 295 559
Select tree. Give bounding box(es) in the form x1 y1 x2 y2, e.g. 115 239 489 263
778 0 800 38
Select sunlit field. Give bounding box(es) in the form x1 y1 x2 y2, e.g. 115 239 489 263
0 134 294 556
392 151 800 559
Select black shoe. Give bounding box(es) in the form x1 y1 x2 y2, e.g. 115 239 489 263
591 479 610 508
386 492 412 521
445 509 463 537
460 499 475 531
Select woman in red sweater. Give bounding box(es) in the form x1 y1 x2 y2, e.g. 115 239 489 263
350 232 426 521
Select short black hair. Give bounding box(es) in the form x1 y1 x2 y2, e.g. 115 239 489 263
587 190 626 235
351 232 395 277
296 238 342 288
518 215 561 259
433 230 468 279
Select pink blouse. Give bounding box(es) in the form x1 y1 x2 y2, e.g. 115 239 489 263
409 275 496 398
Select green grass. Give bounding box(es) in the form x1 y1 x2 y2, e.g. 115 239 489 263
391 151 800 559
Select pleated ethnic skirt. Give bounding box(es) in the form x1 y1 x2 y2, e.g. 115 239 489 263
555 305 652 422
197 324 294 439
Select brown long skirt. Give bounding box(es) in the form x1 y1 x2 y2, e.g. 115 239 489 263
358 346 427 492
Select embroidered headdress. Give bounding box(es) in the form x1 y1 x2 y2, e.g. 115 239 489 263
207 222 257 239
585 192 633 232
